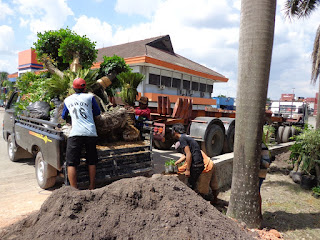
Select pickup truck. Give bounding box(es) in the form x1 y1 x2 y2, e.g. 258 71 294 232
2 91 153 189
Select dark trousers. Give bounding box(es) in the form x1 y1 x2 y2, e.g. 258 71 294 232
188 165 204 190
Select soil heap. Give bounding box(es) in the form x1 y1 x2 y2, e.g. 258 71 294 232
0 175 255 240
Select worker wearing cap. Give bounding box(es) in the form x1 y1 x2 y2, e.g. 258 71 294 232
135 96 151 120
172 124 204 190
62 78 101 190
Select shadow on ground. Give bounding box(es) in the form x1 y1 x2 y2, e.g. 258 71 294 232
262 211 320 231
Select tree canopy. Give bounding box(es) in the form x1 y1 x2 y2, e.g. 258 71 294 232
33 28 98 73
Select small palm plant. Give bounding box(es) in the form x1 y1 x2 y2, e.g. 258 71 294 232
45 68 99 100
117 72 145 106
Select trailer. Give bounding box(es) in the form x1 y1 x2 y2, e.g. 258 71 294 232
151 96 236 157
151 96 307 157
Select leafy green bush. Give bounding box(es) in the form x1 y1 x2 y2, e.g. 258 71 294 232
165 159 176 166
289 127 320 175
98 55 131 97
14 72 52 112
312 186 320 196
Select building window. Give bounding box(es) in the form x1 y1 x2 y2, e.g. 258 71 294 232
192 81 199 91
183 80 190 90
172 78 181 88
161 76 171 87
149 73 160 86
200 83 206 92
207 84 213 93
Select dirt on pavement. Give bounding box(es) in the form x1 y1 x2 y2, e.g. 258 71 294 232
0 174 255 240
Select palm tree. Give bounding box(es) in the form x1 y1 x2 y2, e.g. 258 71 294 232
285 0 320 128
226 0 276 228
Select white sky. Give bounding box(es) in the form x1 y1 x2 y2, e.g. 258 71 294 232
0 0 319 100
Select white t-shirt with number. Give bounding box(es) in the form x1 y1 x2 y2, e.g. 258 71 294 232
63 93 98 137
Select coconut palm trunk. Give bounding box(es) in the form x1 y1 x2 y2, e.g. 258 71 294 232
226 0 276 228
312 25 320 128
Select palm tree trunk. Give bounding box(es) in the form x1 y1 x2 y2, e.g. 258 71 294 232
226 0 276 228
316 82 320 129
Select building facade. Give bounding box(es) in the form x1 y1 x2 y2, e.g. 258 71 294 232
11 35 229 109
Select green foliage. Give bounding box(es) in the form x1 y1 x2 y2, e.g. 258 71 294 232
33 28 97 71
217 94 227 98
2 80 15 102
263 125 275 146
98 55 131 97
14 72 51 112
312 186 320 196
165 159 176 166
118 72 144 106
289 127 320 175
0 71 8 83
46 69 99 100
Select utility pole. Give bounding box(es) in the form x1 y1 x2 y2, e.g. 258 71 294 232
291 88 295 119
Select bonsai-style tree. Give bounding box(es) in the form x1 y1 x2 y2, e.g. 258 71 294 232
33 28 97 79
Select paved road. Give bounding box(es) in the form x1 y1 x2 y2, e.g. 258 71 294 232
0 107 180 229
0 108 53 228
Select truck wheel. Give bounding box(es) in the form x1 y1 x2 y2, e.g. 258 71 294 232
276 126 284 143
153 139 174 150
7 135 28 162
223 125 235 153
202 124 224 157
282 126 292 143
35 151 57 189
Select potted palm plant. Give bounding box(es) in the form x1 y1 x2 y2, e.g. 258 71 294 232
289 126 320 189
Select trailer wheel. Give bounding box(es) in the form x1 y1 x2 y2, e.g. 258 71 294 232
7 135 28 162
153 139 175 150
291 126 299 137
35 151 57 189
202 124 224 157
276 126 284 143
282 126 292 143
223 125 235 153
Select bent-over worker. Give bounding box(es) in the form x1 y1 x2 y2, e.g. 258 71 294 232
172 124 204 190
62 78 101 190
175 141 219 204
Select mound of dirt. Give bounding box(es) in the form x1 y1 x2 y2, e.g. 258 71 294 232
0 175 255 240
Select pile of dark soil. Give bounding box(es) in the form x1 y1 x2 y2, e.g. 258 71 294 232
0 175 254 240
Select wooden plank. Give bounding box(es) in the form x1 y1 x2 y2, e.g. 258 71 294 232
172 98 183 118
162 96 168 115
157 95 162 114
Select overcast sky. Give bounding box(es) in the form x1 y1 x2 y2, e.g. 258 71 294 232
1 0 320 100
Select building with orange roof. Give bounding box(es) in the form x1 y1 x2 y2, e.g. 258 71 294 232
13 35 228 108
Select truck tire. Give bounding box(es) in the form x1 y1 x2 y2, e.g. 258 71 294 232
35 151 57 189
7 135 30 162
276 126 284 143
201 124 224 157
223 125 235 153
153 139 174 150
282 126 292 143
291 126 297 136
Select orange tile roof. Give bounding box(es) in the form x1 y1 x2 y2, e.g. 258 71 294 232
96 35 228 82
